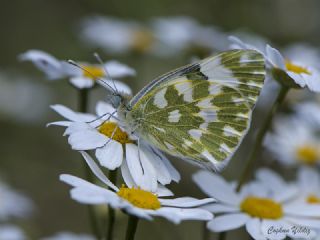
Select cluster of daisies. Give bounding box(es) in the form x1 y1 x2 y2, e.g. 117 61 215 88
17 15 320 240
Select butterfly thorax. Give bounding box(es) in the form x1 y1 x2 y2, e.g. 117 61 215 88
115 94 143 136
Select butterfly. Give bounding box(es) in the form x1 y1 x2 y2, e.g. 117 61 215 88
104 50 265 171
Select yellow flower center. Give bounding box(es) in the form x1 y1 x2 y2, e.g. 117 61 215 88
296 145 319 165
82 65 105 79
117 185 161 210
285 60 311 75
240 196 283 219
131 29 155 53
99 122 133 144
306 194 320 204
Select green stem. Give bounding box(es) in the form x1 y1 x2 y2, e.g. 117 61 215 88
202 222 210 240
78 88 89 113
218 232 226 240
236 86 289 192
125 215 139 240
78 88 101 239
106 170 118 240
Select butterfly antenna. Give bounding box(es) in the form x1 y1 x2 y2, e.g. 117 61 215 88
93 52 119 94
67 60 116 93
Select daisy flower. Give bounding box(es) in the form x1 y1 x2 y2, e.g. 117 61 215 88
193 170 320 240
19 49 135 90
284 43 320 69
49 101 180 192
151 16 228 57
0 180 33 220
41 232 94 240
264 114 320 167
80 16 155 54
0 225 26 240
60 152 214 224
295 167 320 206
229 36 320 92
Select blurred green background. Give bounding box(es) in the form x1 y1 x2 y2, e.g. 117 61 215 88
1 0 320 239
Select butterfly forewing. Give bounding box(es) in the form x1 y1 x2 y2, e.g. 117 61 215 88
126 50 265 171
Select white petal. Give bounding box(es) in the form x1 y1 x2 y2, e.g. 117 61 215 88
261 220 289 240
160 197 214 208
124 205 153 220
60 174 97 188
51 104 95 122
81 151 118 191
150 147 180 182
255 168 287 192
104 60 136 78
193 171 241 205
47 121 72 127
274 185 298 203
284 203 320 218
151 207 213 224
69 77 95 89
266 45 285 69
70 184 119 206
246 218 267 240
207 213 249 232
104 79 132 96
203 203 239 214
125 144 157 192
95 140 123 170
68 130 107 150
120 159 136 188
95 101 116 117
64 122 92 136
284 216 320 229
156 185 173 197
19 49 67 79
142 145 171 185
298 166 320 192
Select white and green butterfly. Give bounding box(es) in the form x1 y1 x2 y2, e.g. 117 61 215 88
104 49 266 171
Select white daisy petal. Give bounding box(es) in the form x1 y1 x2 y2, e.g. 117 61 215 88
207 213 249 232
142 145 172 185
284 204 320 218
160 197 214 208
103 79 132 96
266 44 285 69
19 49 66 80
261 220 288 240
193 171 241 205
125 206 153 220
69 77 95 89
151 147 180 182
51 104 95 122
151 207 213 224
274 185 298 203
104 60 136 78
125 143 157 192
246 218 267 240
120 159 136 188
47 121 72 127
95 101 116 118
203 203 239 214
95 140 123 170
68 130 107 150
81 151 118 191
284 216 320 230
64 122 92 136
256 168 287 192
156 185 174 197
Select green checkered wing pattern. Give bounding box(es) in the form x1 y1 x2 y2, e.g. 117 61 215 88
126 50 265 171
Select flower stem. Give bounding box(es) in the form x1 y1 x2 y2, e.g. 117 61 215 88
236 86 289 192
202 222 210 240
106 170 118 240
125 215 139 240
218 232 226 240
78 88 101 239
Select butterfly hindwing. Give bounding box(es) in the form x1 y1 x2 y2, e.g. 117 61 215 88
126 50 265 171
